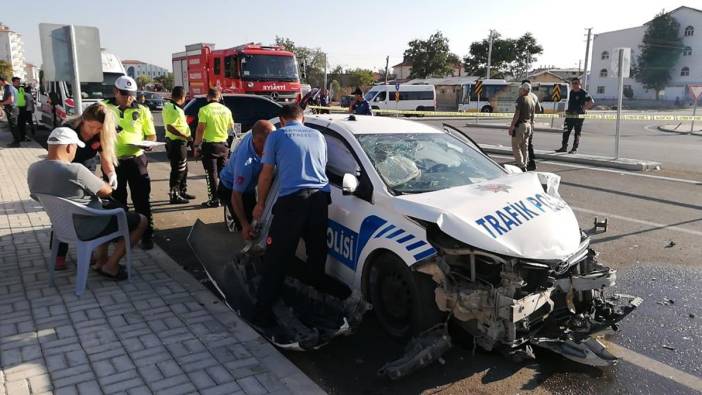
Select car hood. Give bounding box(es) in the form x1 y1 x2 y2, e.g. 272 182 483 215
393 172 582 260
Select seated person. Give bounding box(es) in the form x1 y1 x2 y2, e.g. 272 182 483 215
28 127 147 281
217 120 275 240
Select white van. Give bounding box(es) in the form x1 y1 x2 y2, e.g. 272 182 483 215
365 84 436 112
37 50 126 128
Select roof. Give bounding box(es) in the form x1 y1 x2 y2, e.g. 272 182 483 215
392 61 411 68
406 76 479 86
595 6 701 37
306 114 441 135
121 60 145 64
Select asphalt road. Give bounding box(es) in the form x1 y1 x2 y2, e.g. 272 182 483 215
421 115 702 178
31 112 702 394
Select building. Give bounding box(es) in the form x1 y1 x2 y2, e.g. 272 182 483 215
0 22 26 80
528 67 583 83
589 6 701 101
405 76 478 111
392 60 464 82
24 63 39 87
122 60 168 80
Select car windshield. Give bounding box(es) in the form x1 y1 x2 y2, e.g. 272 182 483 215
240 54 299 82
66 72 123 100
357 133 505 194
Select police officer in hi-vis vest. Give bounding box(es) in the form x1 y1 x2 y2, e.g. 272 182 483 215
104 76 157 249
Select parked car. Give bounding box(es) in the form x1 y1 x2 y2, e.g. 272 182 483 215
137 91 164 111
365 84 436 112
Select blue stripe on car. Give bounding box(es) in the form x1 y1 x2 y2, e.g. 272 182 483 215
406 240 427 251
397 234 414 243
413 248 437 261
386 229 404 239
375 224 395 238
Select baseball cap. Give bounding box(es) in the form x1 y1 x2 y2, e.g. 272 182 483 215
47 127 85 148
520 82 532 92
114 76 137 96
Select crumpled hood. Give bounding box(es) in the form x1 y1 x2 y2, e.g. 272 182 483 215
393 172 582 260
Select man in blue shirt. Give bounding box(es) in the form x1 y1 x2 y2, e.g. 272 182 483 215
349 87 373 116
251 104 331 327
217 120 274 239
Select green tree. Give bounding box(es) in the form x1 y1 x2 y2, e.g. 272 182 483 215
0 60 12 80
135 75 152 89
275 36 327 88
347 68 375 88
154 72 174 91
635 11 683 100
463 32 543 79
403 31 453 78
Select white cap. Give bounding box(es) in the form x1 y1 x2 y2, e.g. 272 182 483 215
47 127 85 148
520 82 532 92
114 76 137 96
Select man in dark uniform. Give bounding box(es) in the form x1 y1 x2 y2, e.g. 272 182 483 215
521 79 541 170
104 76 157 250
556 78 593 154
193 87 234 208
251 104 330 327
349 87 373 115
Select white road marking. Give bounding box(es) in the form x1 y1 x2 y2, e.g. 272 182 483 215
490 153 701 185
605 342 702 392
571 206 702 236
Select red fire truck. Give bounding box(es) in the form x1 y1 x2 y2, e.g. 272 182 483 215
172 43 301 103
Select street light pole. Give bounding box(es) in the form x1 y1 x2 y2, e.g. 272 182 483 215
486 30 494 79
583 28 592 91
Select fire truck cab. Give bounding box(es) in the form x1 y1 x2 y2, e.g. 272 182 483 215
172 43 301 103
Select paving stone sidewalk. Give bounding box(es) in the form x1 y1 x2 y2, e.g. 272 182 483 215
0 128 324 395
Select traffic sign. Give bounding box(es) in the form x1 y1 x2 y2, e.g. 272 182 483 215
474 80 483 98
609 47 631 78
552 84 561 102
689 84 702 100
395 82 400 91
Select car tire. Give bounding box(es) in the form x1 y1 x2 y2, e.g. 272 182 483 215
480 105 493 113
369 252 445 339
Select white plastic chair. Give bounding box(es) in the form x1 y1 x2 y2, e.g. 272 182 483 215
35 193 132 296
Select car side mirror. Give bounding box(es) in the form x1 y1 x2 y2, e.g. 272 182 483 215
503 164 524 174
342 173 359 195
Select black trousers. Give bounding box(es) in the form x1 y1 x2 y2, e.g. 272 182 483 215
217 185 256 229
201 141 228 201
527 136 536 170
4 105 19 142
113 155 153 240
255 190 330 321
166 138 188 191
16 106 27 140
562 117 585 149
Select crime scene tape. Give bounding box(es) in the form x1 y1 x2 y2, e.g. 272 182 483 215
307 105 702 121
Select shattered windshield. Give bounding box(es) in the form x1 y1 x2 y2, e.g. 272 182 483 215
357 133 505 194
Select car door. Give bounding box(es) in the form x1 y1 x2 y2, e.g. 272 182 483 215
306 123 375 287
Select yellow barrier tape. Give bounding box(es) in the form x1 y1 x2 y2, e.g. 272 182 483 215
307 106 702 121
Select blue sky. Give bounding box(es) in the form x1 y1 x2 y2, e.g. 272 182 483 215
3 0 688 72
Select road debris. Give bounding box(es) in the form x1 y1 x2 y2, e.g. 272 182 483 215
662 345 676 351
665 241 676 248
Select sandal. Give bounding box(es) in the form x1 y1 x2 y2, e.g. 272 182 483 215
96 265 129 281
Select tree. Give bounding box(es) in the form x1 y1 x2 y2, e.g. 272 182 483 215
347 68 375 88
635 11 683 100
275 36 327 88
154 72 174 91
135 75 152 89
403 31 454 78
463 32 543 79
0 60 12 80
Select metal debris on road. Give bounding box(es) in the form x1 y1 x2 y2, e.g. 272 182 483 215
665 241 676 248
662 345 676 351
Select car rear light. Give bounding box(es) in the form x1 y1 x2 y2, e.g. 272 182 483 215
186 115 194 125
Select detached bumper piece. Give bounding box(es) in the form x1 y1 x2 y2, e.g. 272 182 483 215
378 324 452 380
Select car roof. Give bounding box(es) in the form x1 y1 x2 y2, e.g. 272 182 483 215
306 114 441 135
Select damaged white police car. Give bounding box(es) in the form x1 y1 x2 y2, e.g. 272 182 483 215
298 113 640 373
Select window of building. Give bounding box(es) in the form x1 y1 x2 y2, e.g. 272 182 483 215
683 46 692 56
601 51 609 60
684 26 694 37
597 86 605 94
600 68 608 77
214 58 221 75
681 67 690 77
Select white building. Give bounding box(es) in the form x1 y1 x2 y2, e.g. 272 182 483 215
589 6 701 102
0 23 26 80
122 60 168 80
24 63 39 87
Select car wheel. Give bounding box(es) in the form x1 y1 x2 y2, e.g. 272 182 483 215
369 252 445 339
480 105 493 113
224 205 237 233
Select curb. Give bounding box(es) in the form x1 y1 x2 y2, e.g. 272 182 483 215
464 122 563 133
657 125 702 136
482 144 662 171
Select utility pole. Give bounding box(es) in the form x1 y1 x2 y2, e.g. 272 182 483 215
583 28 592 91
323 53 328 90
486 30 495 79
384 56 389 106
